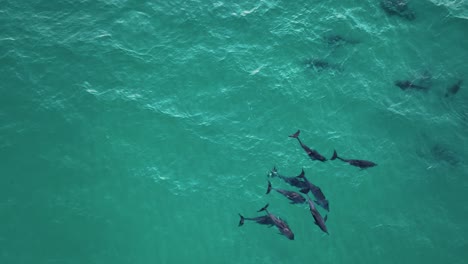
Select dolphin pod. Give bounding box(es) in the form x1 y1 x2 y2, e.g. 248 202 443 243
238 130 378 240
236 0 461 241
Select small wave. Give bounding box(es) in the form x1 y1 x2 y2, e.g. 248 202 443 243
249 65 265 75
429 0 468 19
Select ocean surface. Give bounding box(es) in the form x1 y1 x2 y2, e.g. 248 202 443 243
1 0 467 263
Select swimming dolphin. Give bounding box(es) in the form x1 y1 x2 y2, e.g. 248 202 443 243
289 130 327 162
304 58 341 72
305 194 328 234
395 80 429 91
238 214 274 227
268 167 309 189
297 172 329 212
331 150 377 169
266 181 306 204
324 34 359 46
257 204 295 240
380 0 415 20
445 80 462 97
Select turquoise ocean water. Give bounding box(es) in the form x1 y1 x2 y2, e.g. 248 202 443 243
1 0 468 263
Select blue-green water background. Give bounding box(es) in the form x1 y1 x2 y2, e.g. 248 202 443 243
1 0 468 263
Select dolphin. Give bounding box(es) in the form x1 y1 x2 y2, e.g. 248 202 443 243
266 181 306 204
445 80 462 97
331 150 377 169
395 80 429 91
324 34 359 47
289 130 327 162
306 194 328 234
380 0 415 20
304 58 341 72
297 172 329 212
238 214 274 227
257 204 295 240
268 167 309 189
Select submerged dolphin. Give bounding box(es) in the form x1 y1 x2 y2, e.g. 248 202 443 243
395 80 429 91
268 167 309 189
331 150 377 169
257 204 295 240
266 181 306 204
445 80 462 97
324 34 359 46
306 194 328 234
305 58 342 72
297 172 329 212
380 0 415 20
289 130 327 162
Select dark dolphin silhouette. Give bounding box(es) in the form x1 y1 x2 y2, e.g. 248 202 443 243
331 150 377 169
304 58 341 72
289 130 327 162
297 172 329 212
257 204 295 240
266 181 306 204
445 80 462 97
380 0 415 20
306 194 328 234
268 167 309 189
238 214 274 227
395 80 429 91
324 34 359 46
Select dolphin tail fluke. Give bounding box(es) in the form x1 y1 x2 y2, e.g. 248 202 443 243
331 150 338 160
266 181 272 194
288 130 301 138
238 214 245 226
257 203 269 212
